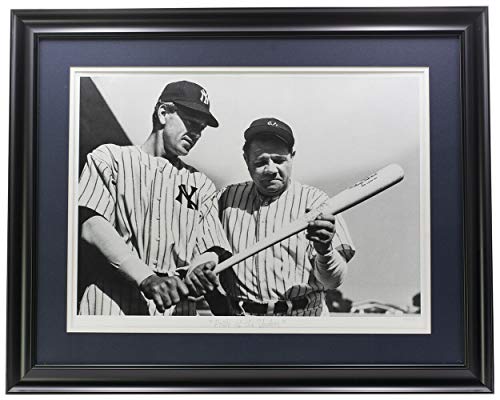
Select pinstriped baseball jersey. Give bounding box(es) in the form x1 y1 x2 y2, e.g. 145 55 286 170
78 144 231 316
218 180 355 316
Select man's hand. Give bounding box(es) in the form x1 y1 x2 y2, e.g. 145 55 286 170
306 213 336 255
139 275 189 313
185 261 219 297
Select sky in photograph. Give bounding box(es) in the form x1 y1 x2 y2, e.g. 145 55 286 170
90 69 428 308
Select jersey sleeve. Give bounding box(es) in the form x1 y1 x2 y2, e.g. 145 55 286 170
193 180 232 258
78 145 117 224
331 214 356 262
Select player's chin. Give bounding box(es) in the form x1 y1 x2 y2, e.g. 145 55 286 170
265 183 285 194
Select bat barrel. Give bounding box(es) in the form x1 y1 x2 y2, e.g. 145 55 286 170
321 163 404 216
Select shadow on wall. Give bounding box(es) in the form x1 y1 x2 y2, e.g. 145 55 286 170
78 77 132 306
79 77 132 173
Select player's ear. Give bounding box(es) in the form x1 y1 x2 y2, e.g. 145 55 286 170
243 152 254 176
156 104 167 125
291 150 296 158
157 102 176 125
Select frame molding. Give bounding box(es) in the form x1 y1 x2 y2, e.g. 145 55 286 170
7 7 492 393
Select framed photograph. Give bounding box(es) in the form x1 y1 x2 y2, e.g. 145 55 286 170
68 66 430 334
7 7 492 392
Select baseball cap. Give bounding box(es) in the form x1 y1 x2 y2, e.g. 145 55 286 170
159 81 219 127
244 117 295 148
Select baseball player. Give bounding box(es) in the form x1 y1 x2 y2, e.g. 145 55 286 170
78 80 231 316
213 117 355 316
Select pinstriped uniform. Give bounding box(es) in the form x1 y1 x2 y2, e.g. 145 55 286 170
218 180 355 316
78 144 231 316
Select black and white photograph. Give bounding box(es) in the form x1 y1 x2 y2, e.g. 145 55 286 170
67 67 430 333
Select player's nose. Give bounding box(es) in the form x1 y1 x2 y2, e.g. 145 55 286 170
263 161 278 174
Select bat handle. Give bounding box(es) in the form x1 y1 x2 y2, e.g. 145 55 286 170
213 215 314 275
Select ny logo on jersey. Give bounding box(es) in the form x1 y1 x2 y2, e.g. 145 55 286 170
199 89 209 105
175 184 198 210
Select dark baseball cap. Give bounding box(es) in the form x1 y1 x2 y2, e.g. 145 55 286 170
244 117 295 148
159 81 219 127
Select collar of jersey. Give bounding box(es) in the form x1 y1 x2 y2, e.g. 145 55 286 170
135 145 185 171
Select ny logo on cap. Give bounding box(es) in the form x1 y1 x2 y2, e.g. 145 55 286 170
267 120 279 127
199 89 209 105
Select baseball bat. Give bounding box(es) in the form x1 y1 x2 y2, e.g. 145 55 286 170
213 163 404 275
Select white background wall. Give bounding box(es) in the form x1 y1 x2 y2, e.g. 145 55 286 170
0 0 497 398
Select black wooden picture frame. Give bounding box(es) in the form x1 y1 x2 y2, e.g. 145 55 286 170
7 7 493 393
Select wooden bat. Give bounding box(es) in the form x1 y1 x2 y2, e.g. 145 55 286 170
213 164 404 275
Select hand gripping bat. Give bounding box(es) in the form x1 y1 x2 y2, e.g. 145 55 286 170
213 164 404 275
